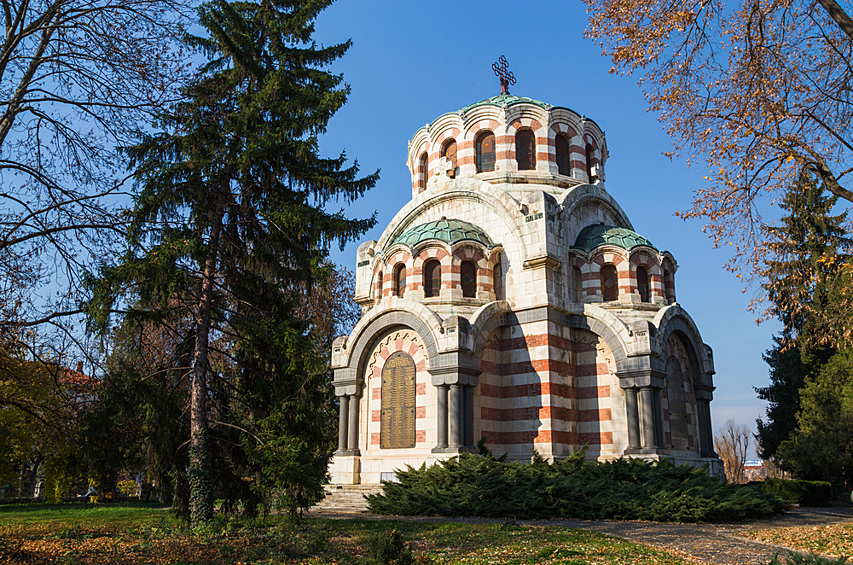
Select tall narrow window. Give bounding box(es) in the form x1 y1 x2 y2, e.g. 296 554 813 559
572 266 583 302
376 271 383 300
419 152 429 191
516 130 536 170
395 264 406 298
637 266 650 303
555 134 570 176
442 139 457 173
461 260 477 298
600 264 618 301
585 143 595 181
476 131 495 172
664 269 675 303
423 260 441 298
493 261 504 301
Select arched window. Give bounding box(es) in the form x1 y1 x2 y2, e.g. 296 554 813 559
423 259 441 298
555 134 570 176
461 260 477 298
442 139 457 174
476 131 495 173
664 269 675 304
394 264 406 298
637 266 650 303
419 152 429 191
572 266 583 302
585 143 595 181
493 260 504 301
600 264 618 301
516 130 536 170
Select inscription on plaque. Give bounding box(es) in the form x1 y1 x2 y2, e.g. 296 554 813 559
381 351 416 449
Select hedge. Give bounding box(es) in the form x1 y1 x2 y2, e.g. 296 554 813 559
367 450 785 523
762 478 833 506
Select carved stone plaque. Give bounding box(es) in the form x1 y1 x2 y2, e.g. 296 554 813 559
666 356 689 450
381 351 416 449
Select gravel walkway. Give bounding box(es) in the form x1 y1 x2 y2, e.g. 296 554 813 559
307 506 853 565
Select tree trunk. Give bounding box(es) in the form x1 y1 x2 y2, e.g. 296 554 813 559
815 0 853 41
188 174 230 526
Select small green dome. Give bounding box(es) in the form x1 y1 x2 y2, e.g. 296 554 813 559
391 218 493 249
572 224 657 253
461 93 550 112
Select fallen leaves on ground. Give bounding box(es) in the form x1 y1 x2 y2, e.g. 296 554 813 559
739 523 853 558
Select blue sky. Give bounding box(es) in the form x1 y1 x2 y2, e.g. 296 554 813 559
313 0 782 452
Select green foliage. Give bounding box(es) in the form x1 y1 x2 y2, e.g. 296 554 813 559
756 338 834 461
367 451 784 522
769 552 849 565
366 529 416 565
762 479 833 506
762 171 853 345
777 349 853 489
84 0 376 526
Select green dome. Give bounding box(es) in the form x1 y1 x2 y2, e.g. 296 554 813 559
461 93 550 112
391 218 493 249
572 224 657 253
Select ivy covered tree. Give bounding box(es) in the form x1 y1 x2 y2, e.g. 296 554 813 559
86 0 376 525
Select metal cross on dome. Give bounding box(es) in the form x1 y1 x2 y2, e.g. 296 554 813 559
492 55 516 94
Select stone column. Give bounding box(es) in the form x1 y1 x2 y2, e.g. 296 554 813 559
347 393 360 453
436 385 449 449
338 394 349 452
449 384 463 448
639 386 659 449
697 398 714 457
464 385 474 447
653 387 664 448
624 387 640 450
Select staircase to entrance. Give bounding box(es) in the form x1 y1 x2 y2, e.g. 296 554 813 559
310 484 381 514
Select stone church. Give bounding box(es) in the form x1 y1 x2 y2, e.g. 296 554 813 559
329 91 723 485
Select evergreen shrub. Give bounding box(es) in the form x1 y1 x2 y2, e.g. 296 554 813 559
762 478 833 506
769 552 849 565
366 529 415 565
366 451 784 522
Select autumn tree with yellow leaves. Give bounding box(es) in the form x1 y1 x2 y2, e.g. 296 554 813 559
585 0 853 340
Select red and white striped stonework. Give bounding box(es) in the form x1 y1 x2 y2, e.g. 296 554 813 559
476 324 626 461
629 252 664 300
662 256 677 304
663 333 698 452
589 252 627 299
362 329 430 450
407 100 607 197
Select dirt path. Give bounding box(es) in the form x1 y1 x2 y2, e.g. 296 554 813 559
308 506 853 564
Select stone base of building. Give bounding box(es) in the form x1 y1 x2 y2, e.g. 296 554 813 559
330 454 361 485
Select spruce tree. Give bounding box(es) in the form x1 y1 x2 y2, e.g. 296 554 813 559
87 0 377 525
756 171 849 468
762 171 852 345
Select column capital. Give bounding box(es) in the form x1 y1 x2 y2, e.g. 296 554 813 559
616 369 666 390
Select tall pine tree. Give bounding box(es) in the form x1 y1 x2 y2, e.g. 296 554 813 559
756 171 850 467
762 171 852 345
87 0 377 524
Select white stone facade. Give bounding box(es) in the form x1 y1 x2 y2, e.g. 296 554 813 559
331 93 723 485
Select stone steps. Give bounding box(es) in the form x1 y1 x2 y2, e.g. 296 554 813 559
310 484 382 514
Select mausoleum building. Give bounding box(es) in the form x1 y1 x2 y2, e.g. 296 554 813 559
330 92 723 485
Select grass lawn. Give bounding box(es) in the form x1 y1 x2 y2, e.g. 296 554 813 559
739 523 853 559
0 502 701 564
